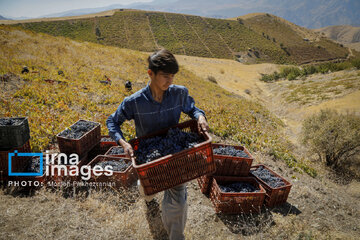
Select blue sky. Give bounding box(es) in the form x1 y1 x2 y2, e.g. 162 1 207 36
0 0 153 18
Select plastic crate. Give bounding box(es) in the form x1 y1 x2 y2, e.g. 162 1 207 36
86 155 137 189
212 143 253 176
250 164 292 208
87 136 117 162
210 176 265 214
12 156 48 187
49 153 89 183
130 119 215 196
105 146 126 157
0 117 30 149
0 140 31 180
57 120 101 157
197 143 253 195
197 175 213 195
100 135 117 148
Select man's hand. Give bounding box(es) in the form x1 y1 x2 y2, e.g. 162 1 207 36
118 139 134 158
197 115 209 133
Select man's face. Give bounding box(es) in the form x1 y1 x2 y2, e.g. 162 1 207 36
148 70 174 91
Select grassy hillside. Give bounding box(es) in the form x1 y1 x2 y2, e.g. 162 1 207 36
8 9 346 64
0 25 313 175
238 13 349 64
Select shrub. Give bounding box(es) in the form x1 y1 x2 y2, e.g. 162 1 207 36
317 64 330 74
280 66 301 80
301 65 317 76
351 58 360 69
301 109 360 169
260 74 273 82
287 72 297 80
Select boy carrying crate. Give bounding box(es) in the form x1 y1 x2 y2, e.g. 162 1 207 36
106 49 209 240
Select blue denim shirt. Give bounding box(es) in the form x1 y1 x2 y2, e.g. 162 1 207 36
106 84 205 142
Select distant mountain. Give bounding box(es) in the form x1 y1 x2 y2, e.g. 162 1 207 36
315 25 360 43
141 0 360 29
39 4 124 18
33 0 359 29
0 15 10 20
315 25 360 51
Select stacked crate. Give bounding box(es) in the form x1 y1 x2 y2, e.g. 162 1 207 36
55 119 101 181
198 143 292 214
0 117 32 181
86 155 137 189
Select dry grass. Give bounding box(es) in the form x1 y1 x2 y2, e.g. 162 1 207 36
1 151 360 239
176 55 278 99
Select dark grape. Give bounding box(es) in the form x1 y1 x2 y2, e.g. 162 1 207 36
101 137 114 142
26 156 45 173
250 166 286 188
219 181 259 193
95 159 131 172
135 128 202 165
108 146 125 155
213 145 249 158
58 120 98 139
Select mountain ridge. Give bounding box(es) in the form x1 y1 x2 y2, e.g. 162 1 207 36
9 10 349 65
5 0 358 29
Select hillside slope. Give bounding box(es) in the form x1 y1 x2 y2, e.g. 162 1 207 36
237 13 349 64
0 25 360 240
5 10 348 65
0 25 300 171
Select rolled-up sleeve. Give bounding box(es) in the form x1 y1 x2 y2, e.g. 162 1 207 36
181 88 205 120
106 97 134 143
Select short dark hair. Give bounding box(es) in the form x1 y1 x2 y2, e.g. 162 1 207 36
148 49 179 75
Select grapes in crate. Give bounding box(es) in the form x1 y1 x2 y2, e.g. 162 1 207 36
58 120 98 139
0 118 23 126
108 146 125 155
213 145 249 158
95 159 131 172
251 166 285 188
26 156 46 173
135 128 202 165
219 182 260 193
101 137 114 142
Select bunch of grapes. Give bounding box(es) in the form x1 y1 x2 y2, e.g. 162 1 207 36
108 146 125 155
219 181 259 193
135 128 202 165
250 166 285 188
58 120 98 139
95 159 131 172
213 145 249 158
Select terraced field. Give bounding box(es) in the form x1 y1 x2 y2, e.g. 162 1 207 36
241 13 349 64
11 10 348 64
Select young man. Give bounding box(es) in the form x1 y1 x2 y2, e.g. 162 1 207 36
106 49 209 240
